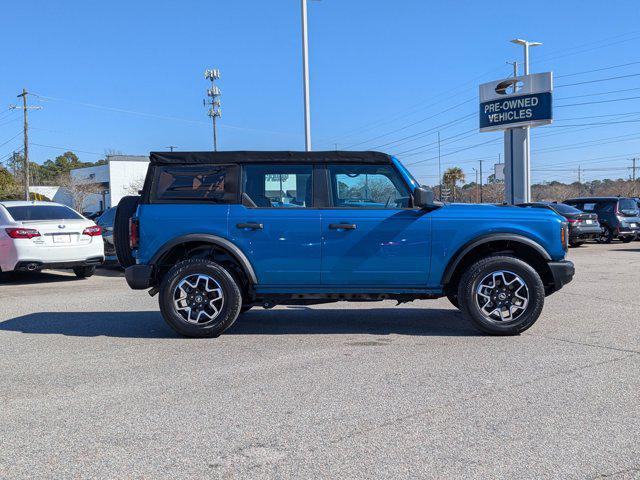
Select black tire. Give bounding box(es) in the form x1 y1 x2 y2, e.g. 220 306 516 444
73 265 96 278
240 305 253 314
569 241 584 247
114 195 140 268
457 255 545 336
446 292 460 309
597 227 613 244
621 235 635 243
159 258 242 338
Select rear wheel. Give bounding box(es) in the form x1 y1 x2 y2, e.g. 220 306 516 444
240 305 253 314
73 265 96 279
597 227 613 244
159 258 242 338
114 195 140 268
569 241 584 247
457 256 545 336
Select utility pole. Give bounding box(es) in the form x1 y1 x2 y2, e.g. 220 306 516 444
204 69 222 151
473 167 479 203
578 165 582 184
630 157 638 181
506 60 519 80
479 159 484 203
166 145 177 152
10 89 42 200
437 131 442 200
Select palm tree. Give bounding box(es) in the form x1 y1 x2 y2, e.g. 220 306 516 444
442 167 465 201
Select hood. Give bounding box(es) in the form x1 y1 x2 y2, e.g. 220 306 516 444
438 203 564 221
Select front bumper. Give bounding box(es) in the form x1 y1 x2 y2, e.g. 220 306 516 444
548 260 575 292
125 264 154 289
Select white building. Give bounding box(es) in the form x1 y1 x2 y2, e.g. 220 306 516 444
70 155 149 213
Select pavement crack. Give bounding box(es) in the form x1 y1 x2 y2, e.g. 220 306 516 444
523 332 640 355
589 465 640 479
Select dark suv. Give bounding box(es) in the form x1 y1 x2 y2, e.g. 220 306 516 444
115 151 574 338
521 202 600 247
564 197 640 243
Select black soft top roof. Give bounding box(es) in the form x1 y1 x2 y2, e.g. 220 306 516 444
149 150 393 166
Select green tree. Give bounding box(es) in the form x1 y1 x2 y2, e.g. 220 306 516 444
0 167 21 200
442 167 465 201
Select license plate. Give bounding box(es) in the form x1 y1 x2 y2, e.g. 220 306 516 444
53 234 71 243
585 220 593 224
630 223 638 228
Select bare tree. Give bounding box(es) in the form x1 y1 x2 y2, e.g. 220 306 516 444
57 173 103 212
122 176 146 196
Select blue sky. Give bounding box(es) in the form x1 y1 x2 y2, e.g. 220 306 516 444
1 0 639 185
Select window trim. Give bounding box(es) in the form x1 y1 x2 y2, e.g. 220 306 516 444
324 163 415 210
240 163 316 210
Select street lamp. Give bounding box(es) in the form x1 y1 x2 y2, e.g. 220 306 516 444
510 38 542 75
301 0 320 151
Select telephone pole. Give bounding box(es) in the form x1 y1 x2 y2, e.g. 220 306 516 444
473 167 479 203
630 157 638 181
204 69 222 151
506 60 519 80
437 131 442 200
166 145 177 152
577 165 582 184
479 159 484 203
10 89 42 200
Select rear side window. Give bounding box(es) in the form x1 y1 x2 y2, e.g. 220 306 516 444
242 164 313 208
153 165 234 203
618 198 638 211
552 203 581 215
595 202 614 213
6 205 83 221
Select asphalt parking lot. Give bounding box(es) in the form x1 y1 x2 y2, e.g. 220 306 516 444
0 243 638 479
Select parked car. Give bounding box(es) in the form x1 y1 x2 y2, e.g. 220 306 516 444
564 197 640 243
520 202 601 247
114 151 574 338
0 201 104 278
95 207 117 263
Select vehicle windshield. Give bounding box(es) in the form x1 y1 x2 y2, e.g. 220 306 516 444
552 203 582 214
618 198 639 214
6 205 84 221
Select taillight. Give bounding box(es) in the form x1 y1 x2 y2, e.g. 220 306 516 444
82 225 102 236
129 217 139 249
566 218 577 223
5 228 41 239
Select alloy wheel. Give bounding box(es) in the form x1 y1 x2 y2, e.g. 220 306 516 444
173 274 224 324
475 270 529 323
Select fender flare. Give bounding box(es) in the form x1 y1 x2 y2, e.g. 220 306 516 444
150 234 258 284
441 233 551 285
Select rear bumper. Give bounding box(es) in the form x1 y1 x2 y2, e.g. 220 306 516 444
125 264 154 289
548 260 575 292
570 224 601 240
14 256 104 271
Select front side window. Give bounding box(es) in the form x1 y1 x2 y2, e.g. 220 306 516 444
328 164 411 209
242 164 313 208
7 205 83 221
154 166 228 202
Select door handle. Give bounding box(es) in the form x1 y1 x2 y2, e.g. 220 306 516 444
236 222 263 230
329 223 357 230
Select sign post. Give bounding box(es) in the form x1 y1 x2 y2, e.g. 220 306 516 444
479 72 553 204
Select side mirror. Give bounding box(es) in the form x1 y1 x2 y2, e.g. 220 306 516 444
413 186 435 208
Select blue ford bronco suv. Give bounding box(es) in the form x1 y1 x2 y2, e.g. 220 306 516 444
115 151 574 338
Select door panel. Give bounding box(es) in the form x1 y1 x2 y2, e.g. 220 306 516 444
229 163 320 285
321 209 430 286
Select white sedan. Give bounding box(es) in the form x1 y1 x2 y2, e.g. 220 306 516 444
0 201 104 278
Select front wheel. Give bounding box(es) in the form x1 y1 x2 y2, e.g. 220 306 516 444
457 256 545 336
159 258 242 338
73 265 96 278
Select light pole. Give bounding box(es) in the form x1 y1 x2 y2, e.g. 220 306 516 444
300 0 314 151
204 69 222 151
509 38 542 203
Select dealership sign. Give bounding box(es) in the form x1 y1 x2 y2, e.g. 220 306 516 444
479 72 553 132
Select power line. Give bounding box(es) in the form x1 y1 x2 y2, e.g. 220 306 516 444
0 132 23 149
555 60 640 78
556 72 640 88
556 95 640 108
30 143 104 156
555 86 640 101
